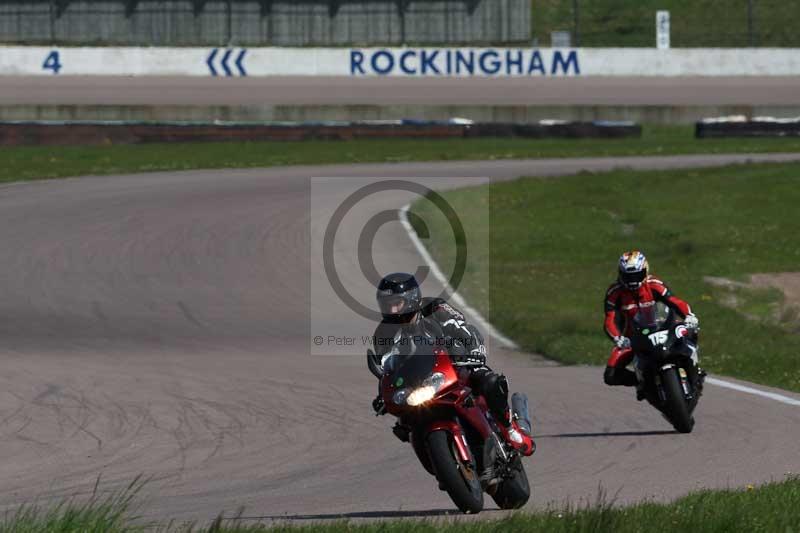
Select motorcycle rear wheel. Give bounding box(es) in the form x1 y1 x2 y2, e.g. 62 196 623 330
490 456 531 509
427 430 484 514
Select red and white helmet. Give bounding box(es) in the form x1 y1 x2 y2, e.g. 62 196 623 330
618 250 649 290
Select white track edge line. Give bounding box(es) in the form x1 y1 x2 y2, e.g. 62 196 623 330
399 203 519 350
705 377 800 406
400 204 800 408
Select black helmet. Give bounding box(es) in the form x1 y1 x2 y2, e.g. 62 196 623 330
376 273 421 321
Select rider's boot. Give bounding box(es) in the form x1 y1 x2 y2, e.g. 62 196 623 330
498 409 536 456
605 366 643 401
605 366 638 387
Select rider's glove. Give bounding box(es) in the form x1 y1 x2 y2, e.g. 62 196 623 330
459 353 486 366
372 395 386 416
684 314 700 331
468 346 487 365
614 336 632 349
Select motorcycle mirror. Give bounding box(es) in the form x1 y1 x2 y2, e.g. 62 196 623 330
367 349 383 379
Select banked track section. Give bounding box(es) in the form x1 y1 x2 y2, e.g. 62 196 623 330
0 154 798 523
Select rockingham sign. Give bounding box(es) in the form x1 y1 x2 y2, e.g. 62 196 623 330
0 46 798 77
349 49 580 76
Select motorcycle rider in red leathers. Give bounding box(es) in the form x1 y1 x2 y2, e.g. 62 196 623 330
370 273 534 484
604 251 704 396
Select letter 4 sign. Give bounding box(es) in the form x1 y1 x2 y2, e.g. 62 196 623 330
656 10 670 50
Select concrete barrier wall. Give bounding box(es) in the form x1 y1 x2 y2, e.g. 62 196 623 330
3 46 800 77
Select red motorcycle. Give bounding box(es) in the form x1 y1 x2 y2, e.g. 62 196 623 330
368 334 534 514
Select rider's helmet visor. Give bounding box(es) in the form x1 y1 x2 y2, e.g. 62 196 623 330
378 294 409 316
621 269 647 288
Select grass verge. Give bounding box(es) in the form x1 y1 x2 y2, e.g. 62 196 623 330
410 161 800 392
2 125 800 184
532 0 799 47
3 477 798 532
1 477 145 533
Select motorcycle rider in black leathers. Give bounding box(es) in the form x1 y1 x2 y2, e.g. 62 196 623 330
370 272 527 483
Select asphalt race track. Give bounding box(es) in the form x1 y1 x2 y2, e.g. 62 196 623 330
4 76 800 106
1 154 799 523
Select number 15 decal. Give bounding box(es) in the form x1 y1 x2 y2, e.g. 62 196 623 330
648 330 669 346
43 51 62 74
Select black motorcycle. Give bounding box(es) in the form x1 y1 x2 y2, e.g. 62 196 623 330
629 303 704 433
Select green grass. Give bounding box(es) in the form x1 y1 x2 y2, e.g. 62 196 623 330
2 125 800 184
4 477 798 532
532 0 800 47
410 161 800 392
1 477 145 533
222 478 800 532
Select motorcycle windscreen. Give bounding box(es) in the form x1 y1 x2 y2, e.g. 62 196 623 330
386 351 436 390
632 302 671 330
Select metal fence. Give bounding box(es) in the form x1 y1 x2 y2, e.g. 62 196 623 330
0 0 531 46
532 0 800 47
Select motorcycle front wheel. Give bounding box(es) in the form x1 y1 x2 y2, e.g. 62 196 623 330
427 430 483 514
660 368 694 433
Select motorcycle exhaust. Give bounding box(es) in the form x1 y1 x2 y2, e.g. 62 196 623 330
511 392 532 436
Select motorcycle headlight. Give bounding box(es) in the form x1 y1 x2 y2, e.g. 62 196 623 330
392 388 409 405
406 386 436 406
406 372 446 407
